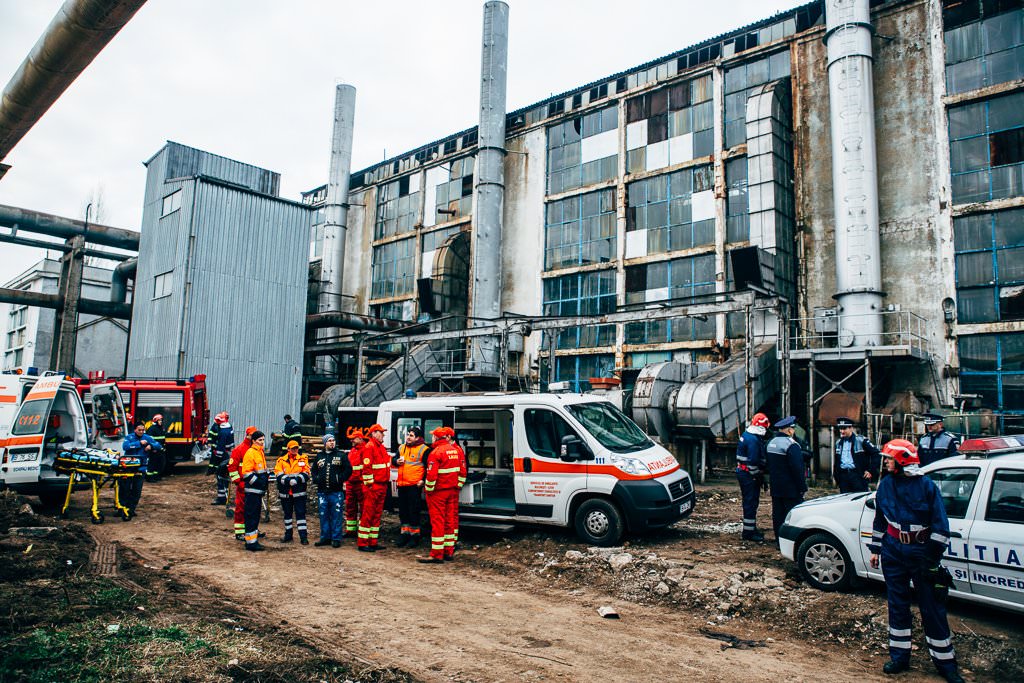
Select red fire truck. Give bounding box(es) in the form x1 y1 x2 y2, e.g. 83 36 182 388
75 373 210 473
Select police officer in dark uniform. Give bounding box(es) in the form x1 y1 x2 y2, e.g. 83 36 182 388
868 439 963 683
736 412 771 542
766 416 807 540
918 414 959 467
833 417 880 493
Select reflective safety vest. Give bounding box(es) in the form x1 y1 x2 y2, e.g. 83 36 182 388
274 452 311 497
396 443 428 486
425 442 467 492
361 439 391 486
241 443 269 494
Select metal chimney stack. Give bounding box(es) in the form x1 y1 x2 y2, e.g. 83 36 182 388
469 0 509 373
824 0 883 346
319 84 356 349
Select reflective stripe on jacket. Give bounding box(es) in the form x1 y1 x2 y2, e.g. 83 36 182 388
361 440 390 486
274 452 311 496
347 445 364 483
396 443 428 486
241 443 269 493
226 439 250 482
424 442 467 492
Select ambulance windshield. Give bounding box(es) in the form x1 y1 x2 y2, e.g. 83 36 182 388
567 402 651 454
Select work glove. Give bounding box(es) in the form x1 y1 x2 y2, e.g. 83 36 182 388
925 564 954 605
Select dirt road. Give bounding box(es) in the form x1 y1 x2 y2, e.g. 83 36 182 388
72 468 1020 682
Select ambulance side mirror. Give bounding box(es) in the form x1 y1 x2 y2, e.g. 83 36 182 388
865 497 876 510
560 435 590 462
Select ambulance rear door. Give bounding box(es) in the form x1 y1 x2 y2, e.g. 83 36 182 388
0 374 64 485
512 404 590 524
89 382 128 452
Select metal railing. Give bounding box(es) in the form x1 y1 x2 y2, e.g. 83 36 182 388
790 309 930 354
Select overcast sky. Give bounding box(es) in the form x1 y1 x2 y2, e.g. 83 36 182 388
0 0 802 288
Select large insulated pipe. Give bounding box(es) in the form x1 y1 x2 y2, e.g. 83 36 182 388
110 256 136 303
824 0 884 346
0 203 140 250
469 1 509 373
0 0 148 164
0 286 131 319
306 311 404 333
318 84 356 350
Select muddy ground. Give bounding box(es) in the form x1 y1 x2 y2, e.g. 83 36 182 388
2 468 1022 682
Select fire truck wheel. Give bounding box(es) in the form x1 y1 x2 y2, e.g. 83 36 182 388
574 498 624 547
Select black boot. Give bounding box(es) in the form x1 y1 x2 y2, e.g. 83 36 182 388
940 670 965 683
246 542 265 552
742 530 765 542
299 535 309 545
883 660 910 675
408 534 421 548
314 538 331 547
395 533 410 548
280 531 293 543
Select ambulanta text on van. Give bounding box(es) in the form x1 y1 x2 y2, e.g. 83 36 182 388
0 373 128 506
338 393 696 546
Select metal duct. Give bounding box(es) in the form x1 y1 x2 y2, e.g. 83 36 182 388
0 230 131 260
469 1 509 373
824 0 884 346
0 286 131 319
0 203 140 249
318 84 356 354
0 0 148 164
305 311 404 333
110 256 136 303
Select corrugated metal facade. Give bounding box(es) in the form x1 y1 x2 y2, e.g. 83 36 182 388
129 142 312 434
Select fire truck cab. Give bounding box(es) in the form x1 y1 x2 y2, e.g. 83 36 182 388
0 373 128 505
338 393 696 546
77 374 209 472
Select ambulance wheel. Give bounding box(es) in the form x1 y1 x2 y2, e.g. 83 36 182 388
574 498 624 547
797 532 854 591
91 514 105 525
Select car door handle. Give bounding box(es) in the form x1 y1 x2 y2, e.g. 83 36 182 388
949 531 962 538
523 457 532 474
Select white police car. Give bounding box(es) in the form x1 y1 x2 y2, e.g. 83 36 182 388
778 436 1024 614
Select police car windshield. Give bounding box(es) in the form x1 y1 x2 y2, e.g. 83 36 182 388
567 402 651 453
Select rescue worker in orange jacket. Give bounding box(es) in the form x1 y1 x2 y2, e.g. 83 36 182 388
417 426 467 564
227 425 257 539
274 440 311 544
241 431 270 552
357 424 391 552
344 427 366 538
394 426 428 547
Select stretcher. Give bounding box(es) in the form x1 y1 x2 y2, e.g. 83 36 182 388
52 448 141 524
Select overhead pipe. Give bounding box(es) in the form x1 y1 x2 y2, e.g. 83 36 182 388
0 0 149 166
306 311 405 333
469 0 509 373
318 84 357 361
0 286 131 319
0 204 140 250
824 0 884 346
0 230 131 260
110 256 136 303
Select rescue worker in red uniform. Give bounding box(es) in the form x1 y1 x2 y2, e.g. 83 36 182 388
357 424 390 552
394 426 428 547
227 425 257 539
275 440 311 544
344 427 366 538
418 426 467 564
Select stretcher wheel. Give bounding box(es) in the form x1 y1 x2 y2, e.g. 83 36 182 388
91 513 105 525
120 510 132 521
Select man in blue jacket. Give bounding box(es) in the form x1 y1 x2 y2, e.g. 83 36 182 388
833 417 880 493
918 413 960 467
121 422 163 519
736 412 771 542
766 416 807 541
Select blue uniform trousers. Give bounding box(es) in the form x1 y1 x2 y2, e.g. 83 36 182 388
736 469 761 534
771 496 802 538
318 491 345 542
880 535 957 675
280 495 307 540
836 468 869 493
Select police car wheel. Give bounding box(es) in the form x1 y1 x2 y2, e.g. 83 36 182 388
797 532 854 592
574 499 624 547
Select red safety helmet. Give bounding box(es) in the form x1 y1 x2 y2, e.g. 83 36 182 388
881 439 920 467
431 426 455 438
751 413 771 430
245 425 257 436
367 423 386 434
214 412 226 424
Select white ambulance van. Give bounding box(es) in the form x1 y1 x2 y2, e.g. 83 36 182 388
0 372 127 505
338 393 695 546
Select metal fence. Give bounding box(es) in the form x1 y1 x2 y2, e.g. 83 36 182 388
790 309 930 354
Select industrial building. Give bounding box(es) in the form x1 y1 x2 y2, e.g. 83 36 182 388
1 258 129 376
289 0 1023 470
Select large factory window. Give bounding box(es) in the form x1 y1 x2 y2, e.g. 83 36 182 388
375 175 421 239
623 254 716 343
425 156 473 226
370 238 416 299
944 2 1024 94
726 157 749 242
544 188 616 270
724 51 790 149
958 332 1024 413
546 105 618 195
625 165 714 258
949 91 1024 204
552 354 616 393
542 270 616 350
953 207 1024 323
625 75 713 174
